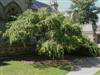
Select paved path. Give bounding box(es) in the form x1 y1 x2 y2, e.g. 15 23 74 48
67 57 100 75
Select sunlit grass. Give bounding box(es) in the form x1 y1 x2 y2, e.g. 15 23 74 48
94 70 100 75
0 61 71 75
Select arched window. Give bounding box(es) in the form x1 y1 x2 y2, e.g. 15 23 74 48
7 7 19 16
5 2 22 21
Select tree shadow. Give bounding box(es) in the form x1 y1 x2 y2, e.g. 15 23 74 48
0 55 100 72
0 61 10 66
32 63 71 71
70 57 100 71
0 55 71 71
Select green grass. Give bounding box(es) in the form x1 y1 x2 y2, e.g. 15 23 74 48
94 70 100 75
0 61 71 75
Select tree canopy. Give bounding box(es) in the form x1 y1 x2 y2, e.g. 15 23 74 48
3 8 100 58
70 0 100 24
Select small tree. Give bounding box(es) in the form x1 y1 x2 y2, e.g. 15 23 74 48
70 0 100 41
70 0 100 23
3 8 100 59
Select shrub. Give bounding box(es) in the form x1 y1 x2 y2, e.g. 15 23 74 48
3 8 100 59
38 40 64 59
4 10 37 45
79 37 100 56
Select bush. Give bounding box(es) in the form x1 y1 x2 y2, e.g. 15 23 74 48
38 40 64 59
79 38 100 56
68 37 100 56
3 8 100 59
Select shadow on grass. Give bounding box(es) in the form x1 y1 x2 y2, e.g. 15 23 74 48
70 57 100 71
33 63 71 71
0 55 71 70
0 55 72 72
0 61 10 66
0 55 100 72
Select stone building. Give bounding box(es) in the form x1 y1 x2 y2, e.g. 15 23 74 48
0 0 32 21
0 0 51 22
0 0 52 56
82 23 100 44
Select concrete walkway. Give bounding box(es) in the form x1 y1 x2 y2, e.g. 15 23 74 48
67 57 100 75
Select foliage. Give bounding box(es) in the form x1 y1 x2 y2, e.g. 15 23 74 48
4 10 38 45
76 37 100 56
3 8 100 59
35 12 83 58
39 40 64 59
70 0 100 23
50 0 59 11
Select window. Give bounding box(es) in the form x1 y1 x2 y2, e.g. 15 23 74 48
5 2 22 21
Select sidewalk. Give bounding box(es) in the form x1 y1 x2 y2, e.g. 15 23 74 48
67 57 100 75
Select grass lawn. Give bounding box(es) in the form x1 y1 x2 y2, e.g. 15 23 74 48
94 70 100 75
0 61 71 75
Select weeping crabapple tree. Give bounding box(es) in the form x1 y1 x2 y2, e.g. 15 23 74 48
3 8 100 59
